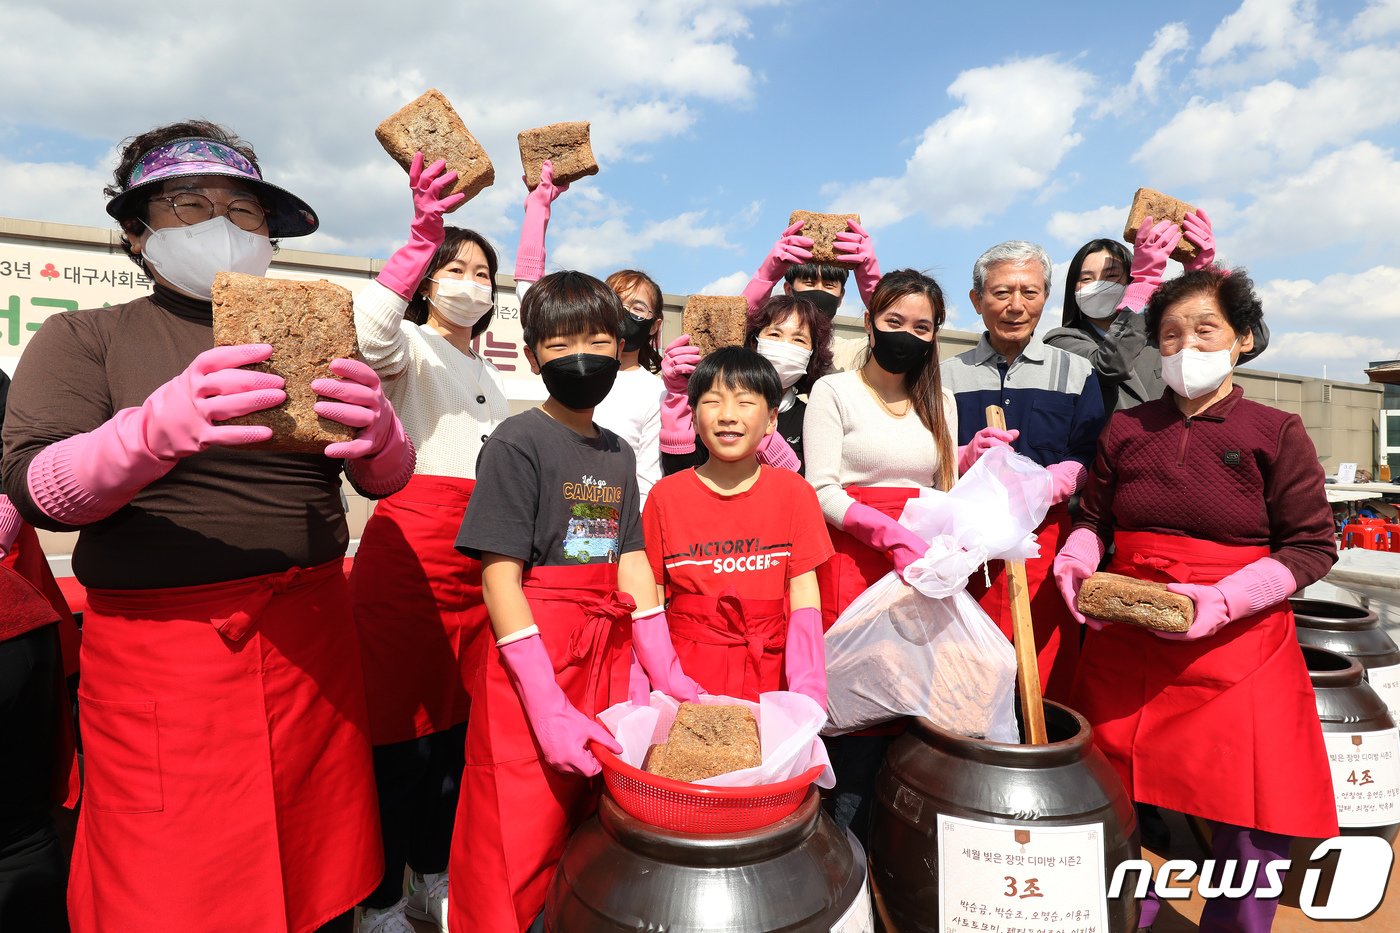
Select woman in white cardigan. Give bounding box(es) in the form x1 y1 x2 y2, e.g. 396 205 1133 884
803 268 958 846
348 154 509 933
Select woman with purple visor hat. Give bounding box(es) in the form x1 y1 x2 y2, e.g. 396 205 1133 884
1 120 416 932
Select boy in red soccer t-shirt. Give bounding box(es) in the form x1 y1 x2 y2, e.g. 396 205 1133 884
643 346 834 704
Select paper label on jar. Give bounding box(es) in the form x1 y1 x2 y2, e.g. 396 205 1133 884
1366 662 1400 725
830 873 873 933
937 814 1107 933
1324 728 1400 828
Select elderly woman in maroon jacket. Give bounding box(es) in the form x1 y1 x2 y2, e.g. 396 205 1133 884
1054 266 1336 933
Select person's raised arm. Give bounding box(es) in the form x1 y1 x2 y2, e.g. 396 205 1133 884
833 219 882 308
357 153 464 380
743 220 812 312
514 160 569 297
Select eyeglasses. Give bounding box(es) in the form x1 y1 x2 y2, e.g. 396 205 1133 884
148 192 268 232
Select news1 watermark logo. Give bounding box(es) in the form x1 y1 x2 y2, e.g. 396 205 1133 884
1109 836 1395 920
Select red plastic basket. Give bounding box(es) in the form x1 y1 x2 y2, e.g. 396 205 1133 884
591 742 824 834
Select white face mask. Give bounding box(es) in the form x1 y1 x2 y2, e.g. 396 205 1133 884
1075 279 1127 320
1161 341 1238 399
429 277 494 328
756 337 812 390
141 216 274 300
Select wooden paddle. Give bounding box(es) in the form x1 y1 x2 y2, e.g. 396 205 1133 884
985 405 1047 745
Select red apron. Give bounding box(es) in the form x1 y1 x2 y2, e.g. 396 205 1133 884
666 589 788 700
449 562 636 933
1069 531 1338 839
349 474 486 745
816 486 922 632
2 522 80 807
69 560 382 933
967 504 1078 701
3 521 81 676
816 486 922 736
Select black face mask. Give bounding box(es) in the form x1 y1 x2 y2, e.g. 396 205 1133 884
618 312 653 352
870 324 933 375
794 288 841 318
539 353 620 411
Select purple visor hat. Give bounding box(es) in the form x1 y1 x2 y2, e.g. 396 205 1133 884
104 137 318 237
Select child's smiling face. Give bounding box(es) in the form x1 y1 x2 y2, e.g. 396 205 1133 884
694 378 777 463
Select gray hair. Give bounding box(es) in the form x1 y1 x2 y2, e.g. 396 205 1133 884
971 241 1053 295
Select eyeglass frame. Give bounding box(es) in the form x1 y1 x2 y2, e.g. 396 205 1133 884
146 191 270 232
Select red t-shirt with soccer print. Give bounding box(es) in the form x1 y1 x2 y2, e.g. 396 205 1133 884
643 466 834 601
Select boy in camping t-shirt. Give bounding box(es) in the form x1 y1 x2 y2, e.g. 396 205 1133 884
643 345 834 704
451 270 700 933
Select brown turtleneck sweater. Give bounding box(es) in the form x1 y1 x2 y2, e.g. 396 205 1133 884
1 286 349 589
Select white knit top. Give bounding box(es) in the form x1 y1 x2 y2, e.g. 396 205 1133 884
593 366 664 504
802 369 958 525
353 280 509 478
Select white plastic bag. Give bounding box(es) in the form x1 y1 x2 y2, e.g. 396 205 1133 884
900 444 1053 598
822 574 1018 742
598 691 835 789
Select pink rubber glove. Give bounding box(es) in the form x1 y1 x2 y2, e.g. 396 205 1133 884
1162 557 1296 642
957 426 1019 475
755 431 800 472
1121 216 1182 313
1053 527 1106 628
660 335 701 454
842 501 928 575
27 344 284 525
627 648 651 706
497 632 621 776
313 358 416 496
833 219 882 308
1180 208 1216 272
631 607 702 701
784 606 826 709
0 494 20 560
1046 461 1087 505
743 221 814 312
514 159 569 284
376 153 466 301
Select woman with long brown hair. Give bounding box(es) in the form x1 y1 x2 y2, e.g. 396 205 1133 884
802 268 956 843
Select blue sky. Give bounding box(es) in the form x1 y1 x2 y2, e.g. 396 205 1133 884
3 0 1398 381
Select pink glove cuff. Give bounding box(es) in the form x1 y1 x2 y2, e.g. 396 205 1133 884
659 391 697 454
27 412 176 526
755 432 800 472
784 606 826 709
376 233 438 303
345 427 416 497
0 495 21 558
743 274 780 313
1218 557 1297 620
1046 461 1087 504
956 444 973 476
1121 280 1158 314
1060 526 1106 568
514 245 546 284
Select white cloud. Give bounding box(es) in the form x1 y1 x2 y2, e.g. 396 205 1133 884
1232 142 1400 259
1133 43 1400 190
1199 0 1321 80
823 57 1094 228
1350 0 1400 38
551 205 734 272
0 0 771 257
1096 22 1191 117
698 271 751 296
0 156 113 228
1250 266 1400 381
1045 204 1127 247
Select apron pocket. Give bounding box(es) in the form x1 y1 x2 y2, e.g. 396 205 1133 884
78 695 164 813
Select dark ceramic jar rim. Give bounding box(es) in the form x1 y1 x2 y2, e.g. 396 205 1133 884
1289 597 1377 630
910 700 1092 767
1302 644 1365 688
